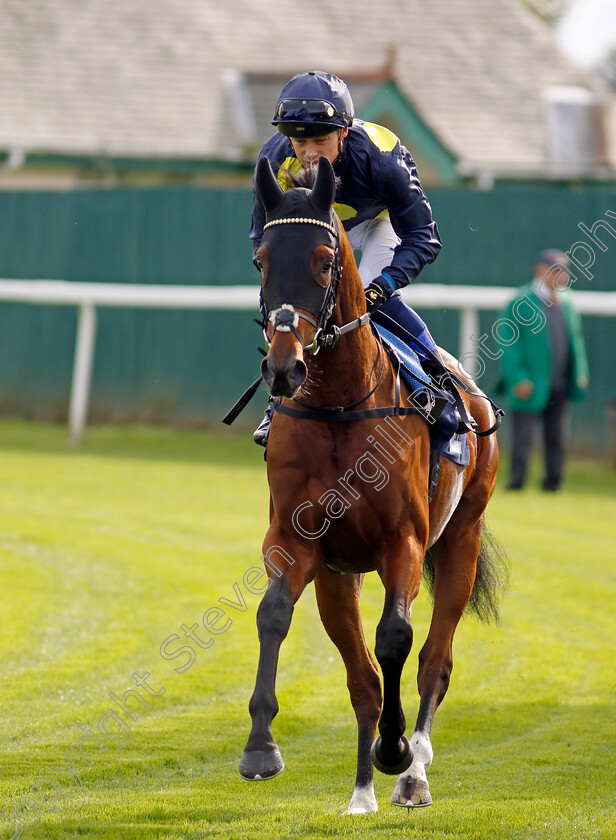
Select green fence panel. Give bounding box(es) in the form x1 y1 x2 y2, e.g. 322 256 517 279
427 181 616 291
0 181 614 447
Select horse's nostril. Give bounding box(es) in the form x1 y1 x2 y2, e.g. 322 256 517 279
261 357 274 385
290 360 307 388
261 356 306 397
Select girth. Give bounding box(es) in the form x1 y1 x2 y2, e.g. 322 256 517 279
272 400 427 423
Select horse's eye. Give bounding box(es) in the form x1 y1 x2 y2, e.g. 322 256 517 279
322 260 333 272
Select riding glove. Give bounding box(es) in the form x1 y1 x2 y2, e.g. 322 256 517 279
364 277 393 314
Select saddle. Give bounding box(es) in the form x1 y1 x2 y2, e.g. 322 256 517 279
373 324 472 498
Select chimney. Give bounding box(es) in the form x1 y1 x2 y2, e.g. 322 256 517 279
544 85 608 173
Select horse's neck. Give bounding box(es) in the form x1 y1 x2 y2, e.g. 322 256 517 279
305 234 381 406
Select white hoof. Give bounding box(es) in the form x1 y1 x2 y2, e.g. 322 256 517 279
343 784 378 815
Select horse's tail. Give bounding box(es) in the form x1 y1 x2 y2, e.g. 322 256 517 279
422 523 509 624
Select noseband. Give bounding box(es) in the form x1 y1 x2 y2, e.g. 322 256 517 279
266 304 321 354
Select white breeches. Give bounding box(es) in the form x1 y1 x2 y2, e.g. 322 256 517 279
346 214 400 288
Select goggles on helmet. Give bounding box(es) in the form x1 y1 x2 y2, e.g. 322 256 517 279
273 97 351 128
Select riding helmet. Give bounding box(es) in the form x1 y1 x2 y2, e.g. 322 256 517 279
272 71 354 138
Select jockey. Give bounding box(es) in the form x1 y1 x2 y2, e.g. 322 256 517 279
251 70 443 445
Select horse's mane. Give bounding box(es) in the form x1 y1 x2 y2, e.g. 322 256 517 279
280 165 342 192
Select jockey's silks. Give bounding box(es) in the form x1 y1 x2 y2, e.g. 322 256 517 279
250 120 441 290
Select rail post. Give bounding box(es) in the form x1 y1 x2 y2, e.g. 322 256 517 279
69 302 97 446
459 307 480 369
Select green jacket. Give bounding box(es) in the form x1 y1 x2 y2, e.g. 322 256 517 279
496 282 589 413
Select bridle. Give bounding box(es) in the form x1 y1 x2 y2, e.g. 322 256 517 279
259 214 370 356
222 208 376 428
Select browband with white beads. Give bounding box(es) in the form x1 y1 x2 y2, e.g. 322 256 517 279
263 217 338 237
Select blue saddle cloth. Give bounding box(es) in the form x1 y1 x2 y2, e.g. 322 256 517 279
373 323 430 394
373 323 470 467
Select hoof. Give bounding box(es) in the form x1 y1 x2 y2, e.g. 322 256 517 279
370 736 412 776
391 777 432 808
343 784 378 815
239 747 284 780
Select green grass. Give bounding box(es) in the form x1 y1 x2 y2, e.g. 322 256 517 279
0 420 614 839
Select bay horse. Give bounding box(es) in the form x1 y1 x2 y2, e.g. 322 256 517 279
239 156 506 814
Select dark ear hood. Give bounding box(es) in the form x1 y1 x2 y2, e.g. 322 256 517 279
258 156 340 329
256 156 285 215
308 156 336 215
255 157 336 220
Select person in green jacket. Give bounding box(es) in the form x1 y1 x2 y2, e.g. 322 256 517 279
497 250 589 491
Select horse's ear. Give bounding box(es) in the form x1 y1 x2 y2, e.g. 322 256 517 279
310 157 336 214
256 157 285 215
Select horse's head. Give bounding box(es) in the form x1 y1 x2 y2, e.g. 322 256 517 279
255 156 341 398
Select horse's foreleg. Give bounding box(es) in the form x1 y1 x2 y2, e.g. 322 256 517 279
314 568 382 814
371 534 425 777
239 573 293 780
391 517 482 808
240 528 318 780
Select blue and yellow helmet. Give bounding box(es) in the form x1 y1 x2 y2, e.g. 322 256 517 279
272 71 354 138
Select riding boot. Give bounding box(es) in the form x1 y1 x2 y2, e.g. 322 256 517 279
371 293 439 361
373 294 472 435
253 399 274 447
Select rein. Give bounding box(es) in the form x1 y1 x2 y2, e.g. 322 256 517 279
293 334 386 413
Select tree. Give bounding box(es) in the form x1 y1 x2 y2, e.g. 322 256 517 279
522 0 574 25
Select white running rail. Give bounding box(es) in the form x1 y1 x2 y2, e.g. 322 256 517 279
0 279 614 444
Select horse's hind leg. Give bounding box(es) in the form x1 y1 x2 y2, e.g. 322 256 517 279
314 568 382 814
391 515 483 807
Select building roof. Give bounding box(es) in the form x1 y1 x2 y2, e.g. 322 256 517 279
1 0 614 179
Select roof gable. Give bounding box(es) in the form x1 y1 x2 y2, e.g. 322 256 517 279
0 0 614 180
358 81 459 184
